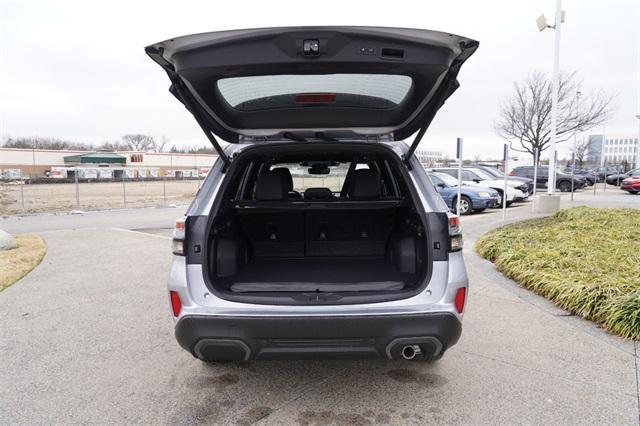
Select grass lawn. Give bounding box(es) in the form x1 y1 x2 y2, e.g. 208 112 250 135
0 234 47 291
476 207 640 340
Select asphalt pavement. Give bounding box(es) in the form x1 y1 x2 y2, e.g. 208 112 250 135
1 191 638 424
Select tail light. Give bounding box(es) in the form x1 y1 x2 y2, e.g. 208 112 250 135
170 291 182 317
508 170 514 176
295 93 336 104
172 218 185 255
448 214 463 251
454 287 466 313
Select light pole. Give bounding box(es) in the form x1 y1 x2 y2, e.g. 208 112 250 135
570 91 581 200
537 0 564 194
636 2 640 169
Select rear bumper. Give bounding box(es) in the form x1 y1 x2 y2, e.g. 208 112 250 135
175 313 462 361
472 197 499 209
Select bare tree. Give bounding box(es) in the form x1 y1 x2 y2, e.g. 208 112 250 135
151 135 170 153
121 134 155 151
571 137 590 169
97 140 128 151
495 70 613 163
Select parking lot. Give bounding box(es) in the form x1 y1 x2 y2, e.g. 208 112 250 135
1 191 638 424
0 180 202 215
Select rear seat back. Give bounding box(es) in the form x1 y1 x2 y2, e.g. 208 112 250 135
239 211 304 257
244 171 303 256
240 167 392 258
304 187 334 200
271 167 302 199
348 169 381 199
254 171 288 201
304 208 394 257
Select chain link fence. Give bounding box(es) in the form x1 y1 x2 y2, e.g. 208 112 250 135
0 169 204 215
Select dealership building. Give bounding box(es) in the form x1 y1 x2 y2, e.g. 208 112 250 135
0 148 218 179
415 149 443 166
586 133 639 168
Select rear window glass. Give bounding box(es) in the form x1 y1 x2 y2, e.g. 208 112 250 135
217 74 413 111
269 163 350 193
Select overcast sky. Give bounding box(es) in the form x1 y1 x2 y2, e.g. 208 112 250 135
1 0 638 160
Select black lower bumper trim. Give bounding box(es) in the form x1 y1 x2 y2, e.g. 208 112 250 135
175 313 462 361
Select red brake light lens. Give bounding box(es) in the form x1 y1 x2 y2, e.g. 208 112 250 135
448 215 461 235
295 93 336 104
454 288 466 313
449 216 460 228
170 291 182 317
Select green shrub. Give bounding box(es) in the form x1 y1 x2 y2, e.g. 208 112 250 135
475 207 640 339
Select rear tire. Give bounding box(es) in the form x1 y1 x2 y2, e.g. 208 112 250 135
494 190 503 208
558 181 572 192
453 195 473 215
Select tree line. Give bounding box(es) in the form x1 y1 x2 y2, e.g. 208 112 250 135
1 134 216 154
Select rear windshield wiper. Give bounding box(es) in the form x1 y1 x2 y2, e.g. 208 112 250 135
315 132 338 142
283 132 307 142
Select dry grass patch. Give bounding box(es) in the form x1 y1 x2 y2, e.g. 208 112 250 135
476 207 640 340
0 234 47 291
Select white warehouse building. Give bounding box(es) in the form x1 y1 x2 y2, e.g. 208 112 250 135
415 149 443 165
0 148 219 178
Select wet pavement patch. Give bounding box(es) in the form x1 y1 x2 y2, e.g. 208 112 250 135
297 410 375 425
386 368 448 387
237 406 274 425
191 373 240 389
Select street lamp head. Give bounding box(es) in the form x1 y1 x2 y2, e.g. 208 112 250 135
536 14 550 32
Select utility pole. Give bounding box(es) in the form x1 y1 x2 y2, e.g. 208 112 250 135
636 115 640 169
547 0 562 195
636 4 640 169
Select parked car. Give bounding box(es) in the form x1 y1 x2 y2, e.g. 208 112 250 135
432 167 527 206
147 27 478 362
562 168 597 186
621 176 640 194
606 168 640 186
595 166 622 181
472 164 534 194
509 166 586 192
427 172 500 215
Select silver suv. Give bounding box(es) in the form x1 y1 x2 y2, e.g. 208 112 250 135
147 26 477 362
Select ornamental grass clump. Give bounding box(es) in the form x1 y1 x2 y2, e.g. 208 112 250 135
475 206 640 339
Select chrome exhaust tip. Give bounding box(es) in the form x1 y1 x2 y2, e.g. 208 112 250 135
401 345 422 360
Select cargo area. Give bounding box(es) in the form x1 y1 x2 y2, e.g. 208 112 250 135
202 144 431 300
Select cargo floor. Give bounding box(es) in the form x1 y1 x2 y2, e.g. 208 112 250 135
229 257 413 292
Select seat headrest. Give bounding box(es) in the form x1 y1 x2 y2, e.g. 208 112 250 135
271 167 294 191
255 171 287 201
350 169 380 199
304 187 334 200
